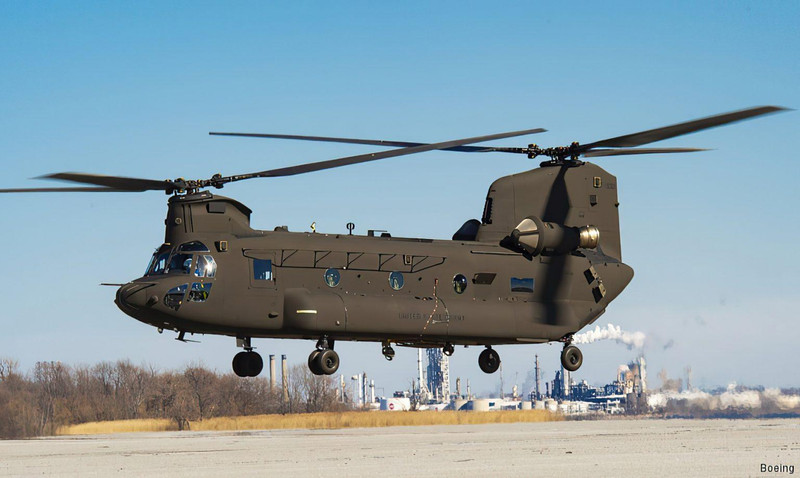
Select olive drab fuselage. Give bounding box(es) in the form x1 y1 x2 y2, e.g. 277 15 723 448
116 161 634 347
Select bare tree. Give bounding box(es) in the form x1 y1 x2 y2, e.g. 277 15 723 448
183 364 217 420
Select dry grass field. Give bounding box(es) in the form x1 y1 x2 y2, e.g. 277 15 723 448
57 410 560 435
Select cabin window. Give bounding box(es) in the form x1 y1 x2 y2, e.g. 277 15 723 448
188 282 212 302
388 271 404 291
453 274 468 294
167 253 193 274
164 284 187 310
324 268 340 287
178 241 210 252
194 255 217 278
510 277 535 293
253 259 273 281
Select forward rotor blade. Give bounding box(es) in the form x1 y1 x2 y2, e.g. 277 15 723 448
222 128 546 180
582 147 709 157
580 106 789 151
209 131 529 153
40 173 173 191
0 187 130 193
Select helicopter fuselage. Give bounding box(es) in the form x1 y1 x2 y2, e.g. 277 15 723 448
116 162 634 349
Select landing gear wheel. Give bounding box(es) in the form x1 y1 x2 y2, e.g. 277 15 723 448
561 345 583 372
314 349 340 375
232 351 248 377
478 347 501 374
233 351 263 377
443 342 455 357
382 344 395 361
308 350 324 375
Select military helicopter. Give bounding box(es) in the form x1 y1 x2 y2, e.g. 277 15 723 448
1 106 787 378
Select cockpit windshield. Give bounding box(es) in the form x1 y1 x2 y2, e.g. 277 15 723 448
167 253 193 274
145 242 216 277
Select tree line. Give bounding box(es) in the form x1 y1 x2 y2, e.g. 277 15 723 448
0 358 345 439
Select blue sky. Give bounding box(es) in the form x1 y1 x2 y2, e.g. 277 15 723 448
1 1 798 394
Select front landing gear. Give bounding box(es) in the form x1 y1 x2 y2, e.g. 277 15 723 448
560 343 583 372
232 337 264 378
308 337 340 375
478 346 501 374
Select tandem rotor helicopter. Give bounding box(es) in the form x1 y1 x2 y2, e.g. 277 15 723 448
1 106 787 378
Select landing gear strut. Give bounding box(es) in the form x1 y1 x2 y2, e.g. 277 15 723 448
478 346 501 374
232 337 263 377
560 336 583 372
381 340 395 361
308 336 340 376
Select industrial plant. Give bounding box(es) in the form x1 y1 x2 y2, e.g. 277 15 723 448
257 348 799 419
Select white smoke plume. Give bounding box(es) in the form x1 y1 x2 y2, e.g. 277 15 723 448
573 323 646 349
648 384 800 414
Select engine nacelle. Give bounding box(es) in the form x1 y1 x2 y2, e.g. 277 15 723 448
505 216 599 257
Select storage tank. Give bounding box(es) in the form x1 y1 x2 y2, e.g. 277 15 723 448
379 397 411 411
520 400 533 410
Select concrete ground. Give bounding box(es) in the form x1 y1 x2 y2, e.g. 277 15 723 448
1 419 798 477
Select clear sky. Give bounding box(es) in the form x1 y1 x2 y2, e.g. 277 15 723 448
1 1 798 395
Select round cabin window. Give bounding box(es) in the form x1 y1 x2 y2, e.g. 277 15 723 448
324 268 341 287
388 271 404 290
453 274 468 294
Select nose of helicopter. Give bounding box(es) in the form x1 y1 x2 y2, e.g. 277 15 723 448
115 282 158 313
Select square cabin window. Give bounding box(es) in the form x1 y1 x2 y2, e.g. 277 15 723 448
253 259 273 281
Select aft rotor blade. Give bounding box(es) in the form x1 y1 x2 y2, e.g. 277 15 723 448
222 128 546 180
0 187 130 193
39 173 174 191
209 131 528 153
580 106 789 150
582 147 709 157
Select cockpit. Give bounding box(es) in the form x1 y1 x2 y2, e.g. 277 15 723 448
142 241 218 311
144 241 217 278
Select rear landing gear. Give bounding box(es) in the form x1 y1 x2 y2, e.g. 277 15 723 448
443 342 455 357
232 336 263 377
561 344 583 372
382 340 395 361
478 346 501 374
308 336 340 375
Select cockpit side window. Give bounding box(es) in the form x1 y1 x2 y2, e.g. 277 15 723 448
194 255 217 278
150 252 170 275
167 253 193 274
178 241 210 252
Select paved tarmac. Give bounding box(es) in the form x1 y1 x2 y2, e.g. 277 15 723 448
1 419 798 477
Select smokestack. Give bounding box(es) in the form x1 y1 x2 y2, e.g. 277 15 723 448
362 373 368 406
370 379 375 404
456 377 462 398
340 375 345 402
269 355 276 391
534 354 541 401
281 354 289 404
467 379 471 399
357 373 363 407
